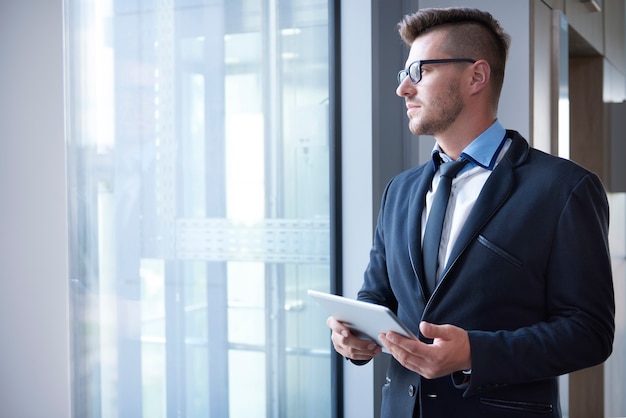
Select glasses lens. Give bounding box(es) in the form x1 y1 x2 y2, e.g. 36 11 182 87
397 70 408 85
408 61 421 84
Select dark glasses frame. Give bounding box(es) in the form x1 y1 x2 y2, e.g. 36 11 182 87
397 58 476 85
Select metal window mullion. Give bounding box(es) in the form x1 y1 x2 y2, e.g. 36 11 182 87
262 0 287 416
165 261 186 418
204 1 230 416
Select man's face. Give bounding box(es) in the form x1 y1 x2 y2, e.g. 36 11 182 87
396 31 465 137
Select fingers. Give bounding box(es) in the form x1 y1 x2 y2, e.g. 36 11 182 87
379 332 429 373
326 316 382 361
381 323 472 379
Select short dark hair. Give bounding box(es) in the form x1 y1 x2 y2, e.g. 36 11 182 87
398 7 511 100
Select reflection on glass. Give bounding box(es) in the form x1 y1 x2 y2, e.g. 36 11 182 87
65 1 333 417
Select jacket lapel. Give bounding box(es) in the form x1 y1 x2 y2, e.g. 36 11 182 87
407 165 435 300
440 131 528 281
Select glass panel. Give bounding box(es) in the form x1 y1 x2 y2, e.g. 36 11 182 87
65 0 334 417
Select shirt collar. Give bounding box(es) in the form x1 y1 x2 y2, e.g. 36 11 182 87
430 120 507 172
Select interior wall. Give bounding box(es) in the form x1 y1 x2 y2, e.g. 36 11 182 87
566 2 626 414
606 192 626 417
532 0 554 152
0 1 71 417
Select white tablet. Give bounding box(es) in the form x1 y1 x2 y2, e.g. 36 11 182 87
308 289 416 346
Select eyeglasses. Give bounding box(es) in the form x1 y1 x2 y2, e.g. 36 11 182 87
397 58 476 85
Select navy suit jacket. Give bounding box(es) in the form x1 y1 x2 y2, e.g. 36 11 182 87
357 130 615 417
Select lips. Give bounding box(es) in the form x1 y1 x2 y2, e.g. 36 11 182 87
406 104 421 114
406 101 421 111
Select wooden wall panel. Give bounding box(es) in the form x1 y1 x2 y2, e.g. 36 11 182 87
569 56 608 181
569 365 605 418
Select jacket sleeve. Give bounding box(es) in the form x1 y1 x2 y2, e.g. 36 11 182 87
357 179 399 312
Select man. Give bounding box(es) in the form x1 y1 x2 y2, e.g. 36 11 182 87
327 7 614 418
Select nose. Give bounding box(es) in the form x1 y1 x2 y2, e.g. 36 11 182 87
396 77 415 97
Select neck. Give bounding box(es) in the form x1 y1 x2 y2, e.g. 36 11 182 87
435 116 496 160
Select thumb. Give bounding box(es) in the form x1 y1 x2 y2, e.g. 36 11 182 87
420 321 448 340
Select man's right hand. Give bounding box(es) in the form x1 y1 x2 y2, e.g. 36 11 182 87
326 316 382 361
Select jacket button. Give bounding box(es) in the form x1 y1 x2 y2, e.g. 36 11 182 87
408 385 416 397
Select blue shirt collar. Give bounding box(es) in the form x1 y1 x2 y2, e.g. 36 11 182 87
430 120 507 172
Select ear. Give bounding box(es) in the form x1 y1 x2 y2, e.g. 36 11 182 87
468 60 490 94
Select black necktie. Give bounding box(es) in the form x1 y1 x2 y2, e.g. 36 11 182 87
423 158 468 297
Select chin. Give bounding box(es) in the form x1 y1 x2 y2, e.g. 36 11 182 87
408 120 426 136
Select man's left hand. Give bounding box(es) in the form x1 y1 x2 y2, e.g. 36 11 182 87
379 321 471 379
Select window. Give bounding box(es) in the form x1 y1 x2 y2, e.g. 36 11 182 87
65 0 337 416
